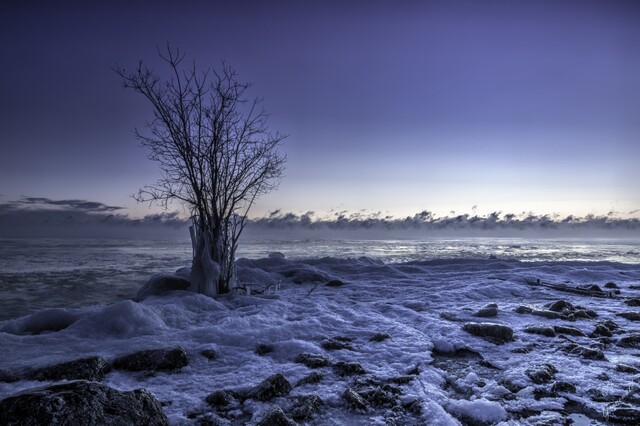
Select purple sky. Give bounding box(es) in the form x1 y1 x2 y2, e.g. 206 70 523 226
1 0 639 223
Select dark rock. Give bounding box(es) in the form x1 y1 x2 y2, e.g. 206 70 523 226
526 364 558 384
385 375 414 385
135 274 190 301
194 412 228 426
290 394 323 421
617 334 640 348
590 324 613 338
296 372 323 386
604 282 619 289
321 338 353 351
0 380 169 425
255 344 274 356
562 343 606 360
601 319 621 330
201 349 218 360
256 407 297 426
113 347 188 372
333 361 366 376
357 386 399 408
325 279 345 287
473 306 498 317
597 372 610 381
407 365 420 375
616 364 640 374
205 390 237 407
462 322 514 343
573 309 598 319
554 325 586 337
369 332 391 342
531 310 562 320
579 284 603 293
524 325 556 338
27 356 110 382
618 312 640 321
294 353 331 368
440 312 462 321
606 403 640 424
515 305 533 314
547 300 574 312
247 373 292 402
552 381 576 393
499 379 525 394
342 388 368 411
625 298 640 307
512 343 538 354
0 368 20 383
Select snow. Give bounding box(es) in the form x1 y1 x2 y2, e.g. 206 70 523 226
1 249 640 424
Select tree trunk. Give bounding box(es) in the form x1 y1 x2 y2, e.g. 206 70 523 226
189 221 219 296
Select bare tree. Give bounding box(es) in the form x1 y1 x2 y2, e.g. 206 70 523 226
115 46 286 295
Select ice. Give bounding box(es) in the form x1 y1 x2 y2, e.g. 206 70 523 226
1 241 640 424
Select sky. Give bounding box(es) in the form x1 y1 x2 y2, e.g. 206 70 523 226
1 0 639 235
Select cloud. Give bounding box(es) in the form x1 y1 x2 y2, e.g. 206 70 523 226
17 197 124 212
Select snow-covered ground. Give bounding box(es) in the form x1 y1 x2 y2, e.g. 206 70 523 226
1 252 639 425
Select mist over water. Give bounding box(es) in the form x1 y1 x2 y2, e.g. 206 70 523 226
0 237 638 321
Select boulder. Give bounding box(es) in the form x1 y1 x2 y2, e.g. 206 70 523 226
547 300 574 312
616 364 639 374
617 312 640 321
333 361 366 376
325 279 346 287
294 353 331 368
321 338 353 351
524 325 556 338
617 334 640 348
342 388 368 411
296 372 323 386
562 343 606 361
0 368 20 383
590 324 613 338
205 390 238 408
531 310 562 320
112 347 188 372
201 349 218 360
255 344 274 356
135 274 191 301
256 407 297 426
0 380 169 425
473 305 498 318
551 381 576 393
247 373 292 402
526 364 557 384
604 282 619 289
625 298 640 307
462 322 514 343
290 394 323 421
369 332 391 342
553 325 585 337
27 356 110 382
606 403 640 424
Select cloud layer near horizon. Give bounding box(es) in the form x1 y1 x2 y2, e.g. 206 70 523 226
1 197 639 239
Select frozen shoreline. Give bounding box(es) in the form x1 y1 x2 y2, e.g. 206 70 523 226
1 255 640 424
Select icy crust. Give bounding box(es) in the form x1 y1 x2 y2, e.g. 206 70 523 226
1 256 640 425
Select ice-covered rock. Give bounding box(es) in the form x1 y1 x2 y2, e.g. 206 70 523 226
562 343 606 360
290 394 323 421
553 325 585 337
0 380 169 425
551 381 576 393
256 407 297 426
333 361 366 377
606 403 640 423
524 325 556 338
617 334 640 348
342 388 368 411
526 363 557 384
369 332 391 342
617 311 640 321
447 398 507 425
135 274 191 301
247 373 292 402
1 308 80 335
112 347 188 372
296 372 323 386
295 353 331 368
625 298 640 307
462 322 514 343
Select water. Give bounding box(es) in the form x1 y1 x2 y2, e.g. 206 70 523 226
0 237 638 321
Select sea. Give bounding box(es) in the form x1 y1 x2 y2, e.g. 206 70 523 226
1 237 638 321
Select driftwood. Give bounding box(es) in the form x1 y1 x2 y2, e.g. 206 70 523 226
526 280 617 299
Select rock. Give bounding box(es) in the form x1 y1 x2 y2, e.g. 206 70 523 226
547 300 574 312
356 386 399 407
473 306 498 317
604 282 619 289
625 298 640 307
201 349 218 360
294 353 331 368
290 394 323 421
369 332 391 342
256 407 297 426
590 324 612 338
524 325 556 338
135 274 191 301
342 388 368 411
0 369 20 383
0 380 169 425
579 284 603 293
462 322 514 343
526 364 558 384
601 319 621 330
333 361 366 376
606 403 640 423
296 371 323 386
553 325 585 337
255 344 274 356
194 412 228 426
552 381 576 393
616 364 640 374
617 334 640 348
573 309 598 319
205 390 237 407
247 373 292 402
618 312 640 321
27 356 110 382
515 305 533 314
531 310 562 320
321 338 353 351
325 279 345 287
562 343 606 360
113 347 188 372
